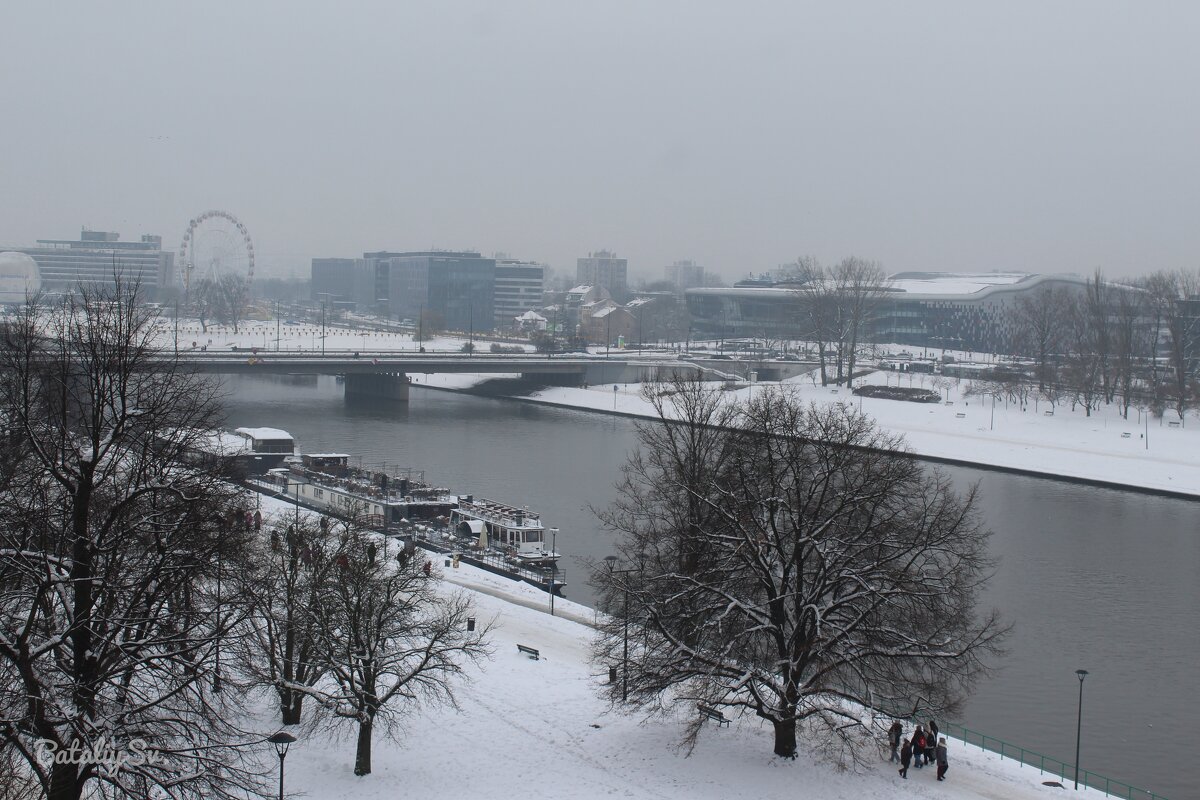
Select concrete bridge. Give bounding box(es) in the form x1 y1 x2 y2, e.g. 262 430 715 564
169 350 721 401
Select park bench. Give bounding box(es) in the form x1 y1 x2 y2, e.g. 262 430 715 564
517 644 540 660
697 703 729 727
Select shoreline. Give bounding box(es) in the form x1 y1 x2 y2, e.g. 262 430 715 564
412 381 1200 503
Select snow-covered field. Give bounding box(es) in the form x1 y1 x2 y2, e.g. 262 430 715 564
248 496 1109 800
169 319 1200 498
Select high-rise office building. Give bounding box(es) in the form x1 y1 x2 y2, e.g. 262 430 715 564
364 251 495 333
0 228 174 300
665 259 705 291
493 259 545 329
310 258 378 309
576 250 628 298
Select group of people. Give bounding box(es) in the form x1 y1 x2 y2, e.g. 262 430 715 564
889 720 948 782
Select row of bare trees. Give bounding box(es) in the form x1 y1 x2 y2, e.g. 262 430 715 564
1003 269 1200 419
190 273 250 333
787 257 888 387
236 512 489 777
0 283 488 798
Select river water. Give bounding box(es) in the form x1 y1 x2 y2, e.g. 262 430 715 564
222 375 1198 798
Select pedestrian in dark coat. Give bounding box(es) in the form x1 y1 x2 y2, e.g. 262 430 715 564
926 720 940 765
898 739 913 778
936 737 949 781
912 727 925 768
888 722 903 763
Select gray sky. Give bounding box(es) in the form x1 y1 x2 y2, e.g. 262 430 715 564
2 2 1198 282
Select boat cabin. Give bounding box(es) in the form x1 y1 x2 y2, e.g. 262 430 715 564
451 496 557 564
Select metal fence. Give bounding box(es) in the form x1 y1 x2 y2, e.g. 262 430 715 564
938 720 1167 800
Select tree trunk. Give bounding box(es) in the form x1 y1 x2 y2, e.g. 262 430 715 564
49 760 84 800
281 690 303 725
353 716 373 776
772 718 797 758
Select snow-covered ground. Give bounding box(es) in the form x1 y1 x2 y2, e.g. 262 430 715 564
515 373 1200 498
246 495 1112 800
170 319 1200 498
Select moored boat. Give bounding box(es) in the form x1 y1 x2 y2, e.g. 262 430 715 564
262 453 457 528
451 496 559 567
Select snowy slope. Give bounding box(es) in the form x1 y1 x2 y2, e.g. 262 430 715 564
244 499 1107 800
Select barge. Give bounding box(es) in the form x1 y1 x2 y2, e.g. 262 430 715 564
247 449 565 595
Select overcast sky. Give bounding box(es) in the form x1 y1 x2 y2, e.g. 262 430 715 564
2 2 1198 282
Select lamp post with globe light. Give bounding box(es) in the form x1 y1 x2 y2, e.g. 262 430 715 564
268 734 296 800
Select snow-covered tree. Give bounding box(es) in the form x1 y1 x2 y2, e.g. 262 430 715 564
0 283 263 798
237 514 345 726
311 534 490 776
594 377 1006 761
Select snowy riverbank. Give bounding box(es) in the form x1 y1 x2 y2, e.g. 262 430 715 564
418 367 1200 500
169 320 1200 498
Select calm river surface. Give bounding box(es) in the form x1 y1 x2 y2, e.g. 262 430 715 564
222 375 1198 798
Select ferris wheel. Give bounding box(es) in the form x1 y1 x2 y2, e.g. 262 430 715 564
178 210 255 295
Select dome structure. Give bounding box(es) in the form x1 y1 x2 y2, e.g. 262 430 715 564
0 252 41 304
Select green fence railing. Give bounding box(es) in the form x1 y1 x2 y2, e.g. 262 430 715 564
936 720 1167 800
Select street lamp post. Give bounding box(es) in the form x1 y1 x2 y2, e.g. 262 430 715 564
267 731 297 800
1074 669 1089 790
604 553 644 702
213 512 230 694
548 528 559 616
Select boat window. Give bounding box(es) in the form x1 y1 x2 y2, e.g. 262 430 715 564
525 532 541 543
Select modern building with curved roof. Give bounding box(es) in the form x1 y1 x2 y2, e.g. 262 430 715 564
685 272 1097 353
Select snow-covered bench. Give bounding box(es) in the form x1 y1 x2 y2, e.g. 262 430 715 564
697 703 729 727
517 644 540 660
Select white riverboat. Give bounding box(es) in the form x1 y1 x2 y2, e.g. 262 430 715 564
451 496 559 567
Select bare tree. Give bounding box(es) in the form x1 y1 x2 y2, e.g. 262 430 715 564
1145 270 1200 422
190 277 216 334
790 257 834 385
213 273 250 334
594 377 1005 761
312 535 490 776
0 284 264 799
832 257 888 387
1010 284 1068 392
1111 285 1148 419
1061 293 1104 416
237 514 345 726
1083 270 1114 403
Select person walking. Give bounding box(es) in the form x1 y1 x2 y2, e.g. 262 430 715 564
898 738 913 779
936 737 949 781
888 721 904 763
912 726 925 769
926 720 940 766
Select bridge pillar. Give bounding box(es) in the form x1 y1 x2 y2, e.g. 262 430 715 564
344 372 409 402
